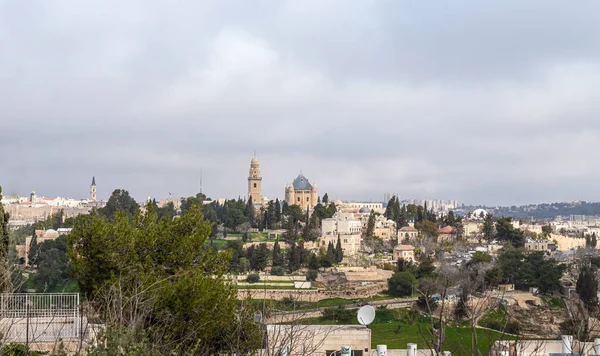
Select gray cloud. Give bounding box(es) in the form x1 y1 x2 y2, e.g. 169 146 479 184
2 0 600 206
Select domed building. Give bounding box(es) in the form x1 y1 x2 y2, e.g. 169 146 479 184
285 173 318 210
471 208 489 220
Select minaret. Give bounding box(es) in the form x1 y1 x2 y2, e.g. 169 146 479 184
90 176 97 202
248 154 263 204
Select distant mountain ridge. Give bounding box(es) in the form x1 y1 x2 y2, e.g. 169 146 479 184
462 201 600 220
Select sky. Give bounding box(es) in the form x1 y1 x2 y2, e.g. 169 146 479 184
1 0 600 206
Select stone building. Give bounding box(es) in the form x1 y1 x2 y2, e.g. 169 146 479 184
393 244 416 263
247 155 263 204
285 173 318 210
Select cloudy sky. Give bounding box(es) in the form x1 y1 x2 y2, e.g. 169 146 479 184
1 0 600 206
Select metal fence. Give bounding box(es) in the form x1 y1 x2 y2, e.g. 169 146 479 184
0 293 84 343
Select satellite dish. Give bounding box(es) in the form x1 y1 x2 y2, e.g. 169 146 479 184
357 305 375 325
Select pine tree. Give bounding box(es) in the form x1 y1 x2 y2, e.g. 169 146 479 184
322 193 329 205
335 236 343 263
482 213 495 242
593 233 598 249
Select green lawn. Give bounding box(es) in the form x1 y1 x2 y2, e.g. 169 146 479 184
206 239 229 249
299 309 513 355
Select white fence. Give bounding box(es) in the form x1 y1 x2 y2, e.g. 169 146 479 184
0 293 85 343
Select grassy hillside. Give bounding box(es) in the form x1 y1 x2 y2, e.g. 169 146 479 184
300 308 513 355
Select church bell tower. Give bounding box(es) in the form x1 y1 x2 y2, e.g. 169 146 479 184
90 176 97 202
248 155 263 204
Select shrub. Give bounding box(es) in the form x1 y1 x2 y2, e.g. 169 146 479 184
387 271 416 297
246 273 260 283
270 266 285 276
322 306 354 323
306 270 318 281
416 295 438 312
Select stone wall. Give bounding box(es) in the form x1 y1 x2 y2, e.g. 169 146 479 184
237 281 388 301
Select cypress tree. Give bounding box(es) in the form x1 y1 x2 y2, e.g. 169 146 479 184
272 240 283 267
366 211 376 238
29 233 39 266
576 265 598 309
335 236 343 263
326 242 336 267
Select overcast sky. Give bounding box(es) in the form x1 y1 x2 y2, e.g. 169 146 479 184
2 0 600 206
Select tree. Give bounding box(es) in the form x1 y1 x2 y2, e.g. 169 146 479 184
326 242 336 266
28 233 39 267
99 189 140 220
576 265 598 310
0 186 10 292
481 213 495 242
68 202 259 354
335 236 343 263
225 240 245 272
248 243 269 271
308 252 319 270
468 251 492 266
272 240 284 267
365 211 376 238
388 271 416 297
322 193 329 205
416 255 436 280
541 224 552 238
397 258 415 274
180 192 208 215
245 196 255 227
415 220 439 239
31 236 70 292
495 217 524 248
154 201 176 222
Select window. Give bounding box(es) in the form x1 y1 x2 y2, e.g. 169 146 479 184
297 197 301 202
307 197 309 201
253 183 257 188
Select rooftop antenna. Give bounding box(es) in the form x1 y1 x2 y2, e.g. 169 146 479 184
200 168 203 194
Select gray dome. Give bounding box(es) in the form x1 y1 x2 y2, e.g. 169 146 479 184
292 173 313 191
359 207 370 213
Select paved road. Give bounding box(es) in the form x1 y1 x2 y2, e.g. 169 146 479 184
269 297 418 317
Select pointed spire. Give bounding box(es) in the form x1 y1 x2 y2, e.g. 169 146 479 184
92 176 96 186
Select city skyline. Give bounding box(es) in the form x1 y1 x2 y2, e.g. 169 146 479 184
2 1 600 205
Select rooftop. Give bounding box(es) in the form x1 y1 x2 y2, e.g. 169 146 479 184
292 173 313 191
395 244 415 251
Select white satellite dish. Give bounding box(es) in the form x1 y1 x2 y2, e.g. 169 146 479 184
357 305 376 325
